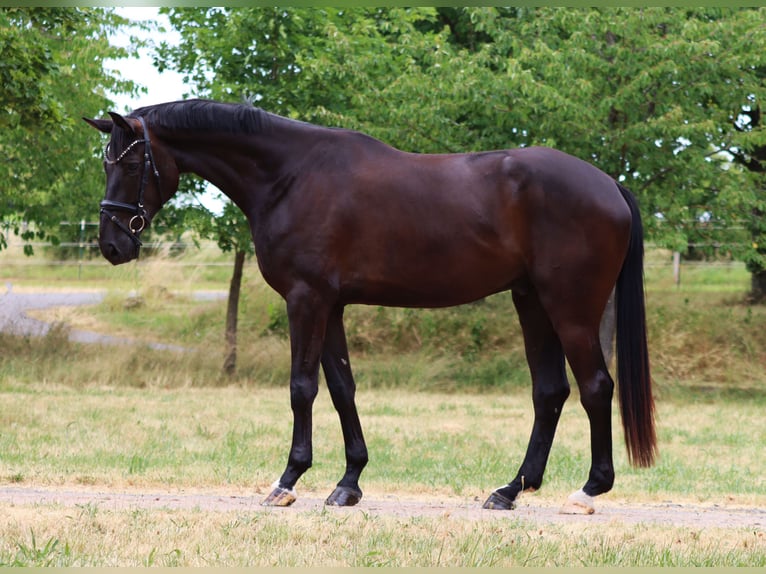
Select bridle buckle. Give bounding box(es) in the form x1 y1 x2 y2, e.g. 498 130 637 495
129 213 146 234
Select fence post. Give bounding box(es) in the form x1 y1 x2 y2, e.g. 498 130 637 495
78 219 86 280
673 251 681 287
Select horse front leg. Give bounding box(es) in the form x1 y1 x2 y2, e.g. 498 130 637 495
322 305 368 506
262 286 330 507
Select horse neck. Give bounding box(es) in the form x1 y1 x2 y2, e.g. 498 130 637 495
162 117 320 218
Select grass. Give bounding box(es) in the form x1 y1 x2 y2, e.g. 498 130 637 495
1 384 763 505
0 240 765 565
0 239 234 292
1 505 763 566
0 385 764 566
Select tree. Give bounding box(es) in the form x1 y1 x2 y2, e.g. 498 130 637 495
487 7 765 299
156 7 766 303
303 7 766 295
728 73 766 301
1 7 142 252
168 194 254 376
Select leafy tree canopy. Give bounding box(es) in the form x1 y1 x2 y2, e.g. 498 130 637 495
1 7 141 252
154 7 766 297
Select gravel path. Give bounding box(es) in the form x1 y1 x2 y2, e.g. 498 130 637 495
0 284 223 350
0 284 105 340
1 486 764 529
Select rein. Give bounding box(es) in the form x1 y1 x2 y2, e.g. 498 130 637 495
100 116 160 248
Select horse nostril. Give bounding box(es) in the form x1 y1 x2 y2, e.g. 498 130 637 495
100 242 122 264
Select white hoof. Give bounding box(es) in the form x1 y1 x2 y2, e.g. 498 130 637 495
262 480 297 507
559 489 596 515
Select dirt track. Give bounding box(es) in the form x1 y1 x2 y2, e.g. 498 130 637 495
1 486 764 529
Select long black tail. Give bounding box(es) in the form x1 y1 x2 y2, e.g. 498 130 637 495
615 183 656 468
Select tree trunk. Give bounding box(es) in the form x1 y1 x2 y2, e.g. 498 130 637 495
223 249 246 376
751 268 766 304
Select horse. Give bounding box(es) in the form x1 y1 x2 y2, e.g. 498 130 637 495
84 99 655 514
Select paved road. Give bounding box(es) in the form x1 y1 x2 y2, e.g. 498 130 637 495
0 283 223 350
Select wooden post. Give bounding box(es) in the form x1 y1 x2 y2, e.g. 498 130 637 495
672 251 681 287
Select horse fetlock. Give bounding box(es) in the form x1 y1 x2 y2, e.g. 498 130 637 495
519 473 543 493
585 465 615 495
286 450 313 476
347 448 369 470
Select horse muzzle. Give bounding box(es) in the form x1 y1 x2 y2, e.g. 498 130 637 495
98 201 147 265
99 214 143 266
99 236 139 265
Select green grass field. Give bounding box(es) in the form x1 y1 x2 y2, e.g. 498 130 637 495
0 241 764 565
0 384 764 566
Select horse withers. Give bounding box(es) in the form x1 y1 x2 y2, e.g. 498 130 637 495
84 100 655 513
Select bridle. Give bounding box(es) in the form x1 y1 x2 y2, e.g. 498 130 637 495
100 116 160 248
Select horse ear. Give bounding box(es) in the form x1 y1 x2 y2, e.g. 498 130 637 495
83 117 113 134
107 111 139 134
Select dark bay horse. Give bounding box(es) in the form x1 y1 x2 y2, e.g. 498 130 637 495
84 99 655 514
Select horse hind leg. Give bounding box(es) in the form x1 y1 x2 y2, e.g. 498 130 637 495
556 320 616 515
483 288 570 510
321 305 368 506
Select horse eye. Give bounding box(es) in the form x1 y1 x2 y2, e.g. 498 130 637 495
124 162 140 175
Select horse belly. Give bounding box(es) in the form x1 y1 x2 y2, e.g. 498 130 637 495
340 239 524 308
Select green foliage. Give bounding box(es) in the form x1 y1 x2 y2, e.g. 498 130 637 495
0 532 71 567
155 7 766 287
1 7 143 253
265 300 289 337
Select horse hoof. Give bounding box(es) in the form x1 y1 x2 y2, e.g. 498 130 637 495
325 485 363 507
261 485 297 507
559 489 595 515
482 491 516 510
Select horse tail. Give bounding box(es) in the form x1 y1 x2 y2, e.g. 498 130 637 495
614 182 657 468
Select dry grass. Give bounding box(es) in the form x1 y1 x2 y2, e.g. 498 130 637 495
12 246 766 398
647 290 766 395
1 367 764 565
0 384 763 505
1 502 763 566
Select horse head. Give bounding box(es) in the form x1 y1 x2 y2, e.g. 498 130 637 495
83 112 179 265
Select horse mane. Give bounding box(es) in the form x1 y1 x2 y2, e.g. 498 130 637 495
129 99 277 136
